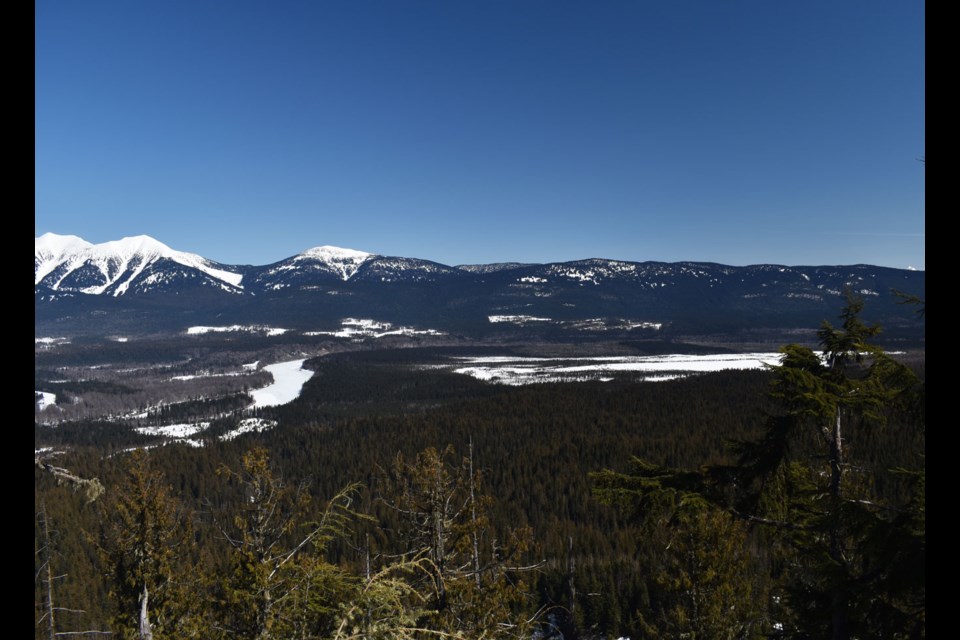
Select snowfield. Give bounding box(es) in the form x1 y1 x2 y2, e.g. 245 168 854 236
132 418 278 445
36 391 57 410
170 368 259 381
487 316 662 331
221 418 278 441
250 359 314 408
488 315 553 324
186 325 289 336
446 353 783 385
135 422 210 438
306 318 445 339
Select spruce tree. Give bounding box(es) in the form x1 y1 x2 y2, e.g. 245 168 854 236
375 444 540 638
100 449 199 639
592 294 925 639
215 447 359 640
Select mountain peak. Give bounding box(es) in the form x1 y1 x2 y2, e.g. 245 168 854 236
35 233 243 294
35 232 94 256
295 245 377 280
92 235 175 260
300 245 375 261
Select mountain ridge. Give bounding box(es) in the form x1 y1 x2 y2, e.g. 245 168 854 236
35 234 925 342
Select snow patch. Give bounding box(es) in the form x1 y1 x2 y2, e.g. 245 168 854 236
186 325 288 336
488 315 553 324
447 353 782 386
250 360 314 408
169 368 255 381
220 418 279 441
306 318 445 339
135 422 210 438
36 391 57 410
565 318 662 331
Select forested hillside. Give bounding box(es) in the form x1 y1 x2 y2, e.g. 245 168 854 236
35 301 924 639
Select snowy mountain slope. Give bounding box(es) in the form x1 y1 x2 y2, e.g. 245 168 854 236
34 233 94 284
353 256 461 282
456 262 536 274
243 245 379 290
241 246 461 288
35 233 244 296
293 246 375 281
35 234 925 343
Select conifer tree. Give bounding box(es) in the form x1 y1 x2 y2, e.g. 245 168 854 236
592 294 925 639
100 448 199 639
376 444 541 638
215 447 359 640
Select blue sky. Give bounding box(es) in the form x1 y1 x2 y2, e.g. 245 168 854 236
36 1 924 269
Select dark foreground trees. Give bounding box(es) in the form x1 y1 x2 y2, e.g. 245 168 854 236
374 444 541 638
99 448 203 639
593 295 925 639
215 447 361 639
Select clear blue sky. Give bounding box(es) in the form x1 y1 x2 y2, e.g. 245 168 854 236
36 1 924 269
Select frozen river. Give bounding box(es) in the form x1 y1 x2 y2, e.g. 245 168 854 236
250 359 314 408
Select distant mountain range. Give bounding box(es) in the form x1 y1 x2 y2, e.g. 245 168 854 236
35 233 925 343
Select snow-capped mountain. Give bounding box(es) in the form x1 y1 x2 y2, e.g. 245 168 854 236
243 248 462 289
34 234 94 284
293 246 375 281
35 233 244 297
35 234 925 343
243 245 378 291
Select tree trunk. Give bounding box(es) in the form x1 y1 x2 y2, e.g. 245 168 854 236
567 536 576 619
39 502 56 640
469 437 481 589
138 583 153 640
829 406 849 640
256 586 272 640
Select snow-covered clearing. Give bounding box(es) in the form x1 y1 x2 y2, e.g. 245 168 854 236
170 370 254 381
447 353 782 386
306 318 445 339
36 391 57 410
487 316 662 331
488 315 552 324
135 422 210 438
250 359 314 408
132 418 277 445
187 325 288 336
220 418 278 441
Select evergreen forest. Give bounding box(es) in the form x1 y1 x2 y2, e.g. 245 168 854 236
35 297 924 639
